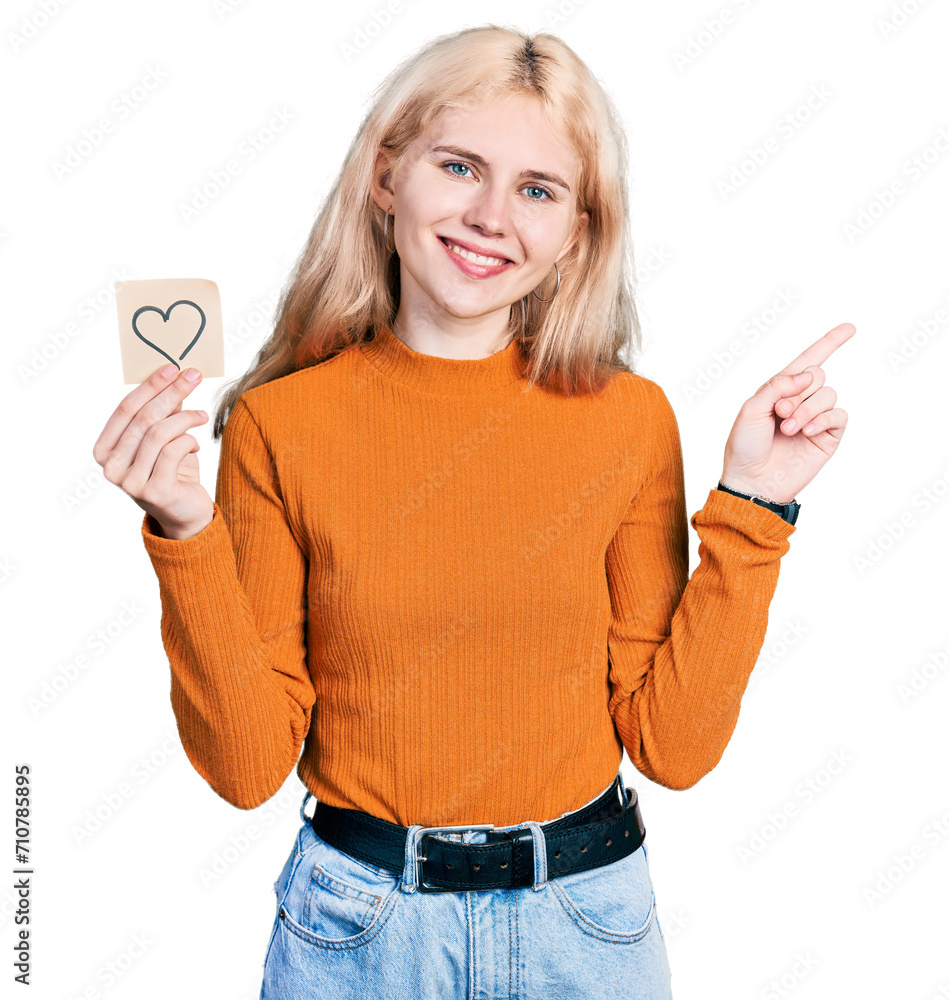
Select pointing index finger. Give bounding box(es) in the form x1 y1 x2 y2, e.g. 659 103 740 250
778 322 856 376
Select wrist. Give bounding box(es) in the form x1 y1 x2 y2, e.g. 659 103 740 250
152 513 214 540
718 477 796 506
716 480 801 526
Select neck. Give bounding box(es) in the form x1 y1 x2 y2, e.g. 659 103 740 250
390 311 513 362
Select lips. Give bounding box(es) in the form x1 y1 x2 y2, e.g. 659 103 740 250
438 236 514 265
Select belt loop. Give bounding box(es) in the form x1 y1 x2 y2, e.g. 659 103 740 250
616 773 630 808
299 791 313 824
401 825 424 893
520 821 548 890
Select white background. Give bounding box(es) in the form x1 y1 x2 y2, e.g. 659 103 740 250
4 0 948 997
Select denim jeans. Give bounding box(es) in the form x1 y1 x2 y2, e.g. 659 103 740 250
259 773 673 998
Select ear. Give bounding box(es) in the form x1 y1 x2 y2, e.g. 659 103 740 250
371 147 397 215
557 209 589 262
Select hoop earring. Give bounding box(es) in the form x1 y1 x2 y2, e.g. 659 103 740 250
383 211 396 253
531 262 560 302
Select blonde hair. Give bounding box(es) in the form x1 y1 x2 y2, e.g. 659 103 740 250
211 23 642 440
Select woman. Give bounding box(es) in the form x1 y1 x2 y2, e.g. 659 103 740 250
94 24 851 999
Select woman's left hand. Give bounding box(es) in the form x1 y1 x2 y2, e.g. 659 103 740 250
719 322 855 504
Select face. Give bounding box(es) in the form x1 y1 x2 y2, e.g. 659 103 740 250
372 93 589 328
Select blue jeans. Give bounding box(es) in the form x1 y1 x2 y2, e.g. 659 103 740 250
259 773 673 998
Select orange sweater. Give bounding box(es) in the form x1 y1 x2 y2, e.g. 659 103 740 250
140 323 796 826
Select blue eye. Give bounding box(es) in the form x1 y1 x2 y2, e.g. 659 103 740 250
442 161 553 202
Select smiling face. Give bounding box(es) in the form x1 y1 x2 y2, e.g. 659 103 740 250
372 93 589 335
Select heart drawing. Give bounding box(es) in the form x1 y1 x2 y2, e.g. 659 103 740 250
132 299 206 370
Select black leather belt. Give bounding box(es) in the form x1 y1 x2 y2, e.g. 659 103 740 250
310 775 645 893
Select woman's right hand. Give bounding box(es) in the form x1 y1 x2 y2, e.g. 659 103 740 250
93 363 213 540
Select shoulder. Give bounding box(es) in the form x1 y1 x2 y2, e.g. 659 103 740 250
600 371 682 473
243 347 357 408
604 369 677 426
217 347 359 460
228 346 359 431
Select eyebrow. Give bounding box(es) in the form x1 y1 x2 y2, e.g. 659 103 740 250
429 144 572 194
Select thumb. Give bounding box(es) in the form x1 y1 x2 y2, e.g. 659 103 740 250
750 370 814 418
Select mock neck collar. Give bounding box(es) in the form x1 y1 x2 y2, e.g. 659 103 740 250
359 323 524 396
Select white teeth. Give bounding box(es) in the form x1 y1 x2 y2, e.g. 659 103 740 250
445 240 508 267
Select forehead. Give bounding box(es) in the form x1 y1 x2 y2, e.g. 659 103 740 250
418 94 581 183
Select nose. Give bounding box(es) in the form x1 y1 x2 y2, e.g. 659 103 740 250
462 181 511 239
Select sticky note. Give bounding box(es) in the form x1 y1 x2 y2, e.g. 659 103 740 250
115 278 224 384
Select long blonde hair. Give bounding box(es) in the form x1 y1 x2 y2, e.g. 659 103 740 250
211 24 642 440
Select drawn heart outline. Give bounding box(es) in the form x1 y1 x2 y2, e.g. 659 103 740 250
132 299 206 370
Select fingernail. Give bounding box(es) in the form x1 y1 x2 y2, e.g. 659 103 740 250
160 364 178 378
784 419 797 432
183 368 201 382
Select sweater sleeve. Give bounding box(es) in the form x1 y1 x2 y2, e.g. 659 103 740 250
140 395 315 810
605 381 796 790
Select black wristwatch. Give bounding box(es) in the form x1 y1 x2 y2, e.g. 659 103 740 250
716 481 800 525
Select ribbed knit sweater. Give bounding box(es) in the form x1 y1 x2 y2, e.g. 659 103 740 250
140 323 796 827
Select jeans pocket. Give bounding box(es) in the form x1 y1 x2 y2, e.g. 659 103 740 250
278 823 403 949
548 843 656 944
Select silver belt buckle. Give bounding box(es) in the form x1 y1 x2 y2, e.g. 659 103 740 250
414 823 495 893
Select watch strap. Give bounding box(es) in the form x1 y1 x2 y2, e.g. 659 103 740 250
716 482 800 525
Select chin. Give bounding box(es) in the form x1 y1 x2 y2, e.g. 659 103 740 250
438 298 509 319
